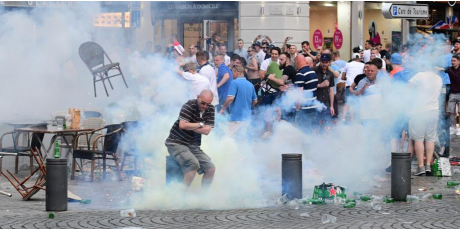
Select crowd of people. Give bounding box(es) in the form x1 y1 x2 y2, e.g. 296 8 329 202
162 32 459 189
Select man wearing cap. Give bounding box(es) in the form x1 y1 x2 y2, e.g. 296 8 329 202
253 42 265 65
389 53 406 81
453 40 460 55
313 54 336 129
387 53 410 172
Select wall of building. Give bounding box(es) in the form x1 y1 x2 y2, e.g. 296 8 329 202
239 1 309 50
309 9 337 51
364 9 401 47
134 2 154 51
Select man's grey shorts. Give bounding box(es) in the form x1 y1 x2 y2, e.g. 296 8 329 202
409 110 438 142
447 93 460 114
166 143 215 174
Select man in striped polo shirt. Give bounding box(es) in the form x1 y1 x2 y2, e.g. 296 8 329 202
165 90 216 190
294 55 320 133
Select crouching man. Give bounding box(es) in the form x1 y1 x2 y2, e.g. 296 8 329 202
165 90 216 189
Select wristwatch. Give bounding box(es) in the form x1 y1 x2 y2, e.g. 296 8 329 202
199 122 204 128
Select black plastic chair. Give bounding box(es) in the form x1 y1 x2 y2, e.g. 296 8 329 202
71 124 123 182
0 124 45 174
78 41 129 97
120 121 140 174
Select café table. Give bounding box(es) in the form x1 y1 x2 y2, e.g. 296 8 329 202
16 125 96 159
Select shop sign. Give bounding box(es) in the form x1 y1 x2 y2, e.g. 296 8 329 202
312 29 323 49
333 29 343 50
167 3 219 10
382 3 429 19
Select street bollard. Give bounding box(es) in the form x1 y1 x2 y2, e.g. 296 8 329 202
46 158 67 211
166 156 183 185
391 152 411 201
282 154 302 200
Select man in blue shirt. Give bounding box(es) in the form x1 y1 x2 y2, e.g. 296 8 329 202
219 65 257 137
214 54 233 111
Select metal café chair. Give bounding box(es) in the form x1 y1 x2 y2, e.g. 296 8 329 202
71 124 123 182
0 124 45 174
78 41 129 97
1 147 46 200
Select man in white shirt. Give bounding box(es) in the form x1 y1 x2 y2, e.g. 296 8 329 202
196 51 219 105
177 62 210 99
253 42 265 65
259 47 281 79
185 45 198 66
220 45 231 66
363 40 374 63
233 39 248 62
342 56 365 120
409 69 442 176
370 48 386 70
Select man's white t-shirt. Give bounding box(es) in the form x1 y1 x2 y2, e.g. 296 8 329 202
199 65 219 105
260 58 280 71
181 72 210 99
224 54 230 66
256 50 266 65
408 71 442 114
363 49 371 63
344 61 365 86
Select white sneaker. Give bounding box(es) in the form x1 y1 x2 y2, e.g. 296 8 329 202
456 129 460 136
261 131 271 139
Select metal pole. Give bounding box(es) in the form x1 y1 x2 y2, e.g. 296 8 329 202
408 19 417 35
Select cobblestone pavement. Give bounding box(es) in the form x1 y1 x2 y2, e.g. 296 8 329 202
1 135 460 228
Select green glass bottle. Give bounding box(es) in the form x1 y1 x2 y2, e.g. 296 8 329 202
54 140 60 158
360 195 371 201
49 213 54 219
345 198 356 203
432 193 443 199
447 181 460 187
385 197 395 203
344 202 356 208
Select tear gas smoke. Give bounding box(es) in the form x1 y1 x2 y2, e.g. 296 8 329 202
0 4 452 211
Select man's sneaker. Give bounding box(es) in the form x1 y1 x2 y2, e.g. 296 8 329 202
456 129 460 136
261 131 271 139
425 165 432 176
414 166 426 176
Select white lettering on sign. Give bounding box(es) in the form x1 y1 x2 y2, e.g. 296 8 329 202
383 3 429 19
168 3 219 10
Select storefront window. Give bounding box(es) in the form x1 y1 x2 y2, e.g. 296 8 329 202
164 19 178 45
183 23 203 51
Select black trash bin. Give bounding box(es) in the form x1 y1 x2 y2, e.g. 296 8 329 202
391 152 411 201
282 154 302 200
46 158 68 211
